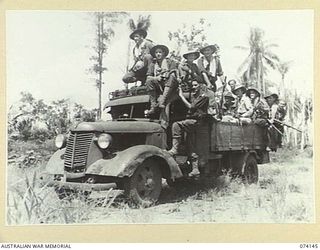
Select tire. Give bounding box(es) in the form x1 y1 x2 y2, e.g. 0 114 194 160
124 159 162 208
242 154 258 184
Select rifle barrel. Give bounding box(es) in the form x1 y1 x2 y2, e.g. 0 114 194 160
274 119 302 133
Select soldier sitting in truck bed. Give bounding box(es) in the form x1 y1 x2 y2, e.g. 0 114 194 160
232 83 253 123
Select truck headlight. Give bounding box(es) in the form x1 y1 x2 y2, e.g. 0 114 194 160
55 134 66 149
97 133 112 149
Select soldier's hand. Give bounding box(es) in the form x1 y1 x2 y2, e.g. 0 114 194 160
156 75 162 81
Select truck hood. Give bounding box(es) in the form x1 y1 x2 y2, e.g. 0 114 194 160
72 120 164 133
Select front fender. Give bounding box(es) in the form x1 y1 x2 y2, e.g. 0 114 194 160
85 145 183 179
45 148 65 175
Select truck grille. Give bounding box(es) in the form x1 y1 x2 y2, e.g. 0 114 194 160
64 132 93 172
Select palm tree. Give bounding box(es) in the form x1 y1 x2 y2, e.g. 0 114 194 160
277 60 292 98
235 27 279 95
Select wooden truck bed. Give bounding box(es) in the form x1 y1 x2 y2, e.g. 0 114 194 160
195 120 268 157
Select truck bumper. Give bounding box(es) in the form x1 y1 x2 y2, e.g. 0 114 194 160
39 172 119 192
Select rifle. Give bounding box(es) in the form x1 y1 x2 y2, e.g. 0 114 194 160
274 119 302 133
218 76 227 120
267 120 284 136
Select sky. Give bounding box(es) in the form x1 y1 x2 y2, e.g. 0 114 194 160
6 10 314 110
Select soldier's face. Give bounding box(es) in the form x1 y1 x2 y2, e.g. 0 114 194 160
155 49 164 60
249 90 258 99
228 80 236 89
186 54 197 62
191 81 200 93
203 48 214 57
234 89 243 99
133 34 143 43
266 96 275 105
225 97 233 105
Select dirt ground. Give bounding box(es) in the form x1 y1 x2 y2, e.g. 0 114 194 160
6 140 314 224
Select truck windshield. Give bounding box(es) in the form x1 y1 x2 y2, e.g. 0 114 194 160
108 103 151 120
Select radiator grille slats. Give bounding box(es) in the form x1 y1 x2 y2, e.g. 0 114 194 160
64 132 93 172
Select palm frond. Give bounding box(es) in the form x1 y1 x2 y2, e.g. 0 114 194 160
234 45 249 51
137 15 151 31
128 19 136 31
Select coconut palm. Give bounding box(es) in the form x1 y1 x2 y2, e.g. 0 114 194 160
235 27 279 94
277 60 292 98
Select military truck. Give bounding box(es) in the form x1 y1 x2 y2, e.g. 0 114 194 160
40 86 270 207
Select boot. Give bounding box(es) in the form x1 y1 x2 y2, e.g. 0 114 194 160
167 138 180 156
189 155 200 178
159 86 171 109
145 92 158 116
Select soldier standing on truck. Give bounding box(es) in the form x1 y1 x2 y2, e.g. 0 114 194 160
197 44 224 92
145 45 179 115
122 28 154 85
232 83 253 123
168 78 209 178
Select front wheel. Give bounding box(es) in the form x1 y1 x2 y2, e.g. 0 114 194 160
124 159 162 207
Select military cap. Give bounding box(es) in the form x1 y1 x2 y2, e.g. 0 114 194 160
150 44 169 58
232 83 246 93
246 87 261 97
199 44 219 54
129 29 147 40
182 50 200 60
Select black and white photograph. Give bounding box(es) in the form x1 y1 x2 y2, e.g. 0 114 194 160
6 10 314 225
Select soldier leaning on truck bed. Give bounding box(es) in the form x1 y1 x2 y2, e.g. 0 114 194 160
145 45 179 115
122 28 154 85
168 78 209 178
197 44 224 92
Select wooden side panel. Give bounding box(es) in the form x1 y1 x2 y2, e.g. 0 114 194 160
210 121 268 152
194 121 210 165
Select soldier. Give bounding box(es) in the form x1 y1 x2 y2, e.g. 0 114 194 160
197 44 224 92
275 99 287 147
246 87 271 150
122 28 154 85
264 93 283 151
168 80 209 178
232 83 253 123
221 91 237 122
178 50 202 90
145 45 178 115
246 87 269 123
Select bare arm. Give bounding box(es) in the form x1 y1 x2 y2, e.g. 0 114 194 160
178 87 191 109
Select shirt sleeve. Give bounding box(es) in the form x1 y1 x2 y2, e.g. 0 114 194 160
215 57 224 76
270 104 278 119
146 63 154 76
197 58 206 73
190 95 209 112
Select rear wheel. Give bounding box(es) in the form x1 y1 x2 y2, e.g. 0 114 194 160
242 154 258 184
124 159 162 207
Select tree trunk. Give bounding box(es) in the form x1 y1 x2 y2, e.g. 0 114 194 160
300 98 306 150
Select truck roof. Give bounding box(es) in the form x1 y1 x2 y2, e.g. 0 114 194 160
104 94 150 109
